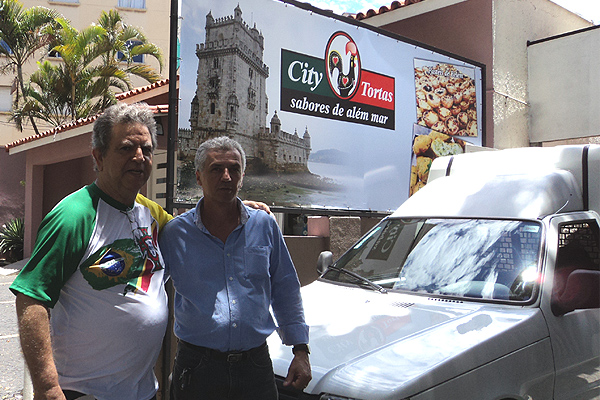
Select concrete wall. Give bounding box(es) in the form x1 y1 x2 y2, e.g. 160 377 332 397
491 0 591 149
282 215 384 287
528 27 600 143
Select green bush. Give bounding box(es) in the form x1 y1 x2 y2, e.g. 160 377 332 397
0 217 24 263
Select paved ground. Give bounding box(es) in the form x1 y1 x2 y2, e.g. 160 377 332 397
0 264 25 399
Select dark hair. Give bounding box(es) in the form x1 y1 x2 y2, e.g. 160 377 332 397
195 136 246 172
92 102 158 158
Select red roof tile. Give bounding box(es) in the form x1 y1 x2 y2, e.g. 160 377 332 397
5 79 171 152
115 77 170 100
351 0 423 20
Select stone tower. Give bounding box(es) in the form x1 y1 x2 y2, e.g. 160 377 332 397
189 5 269 157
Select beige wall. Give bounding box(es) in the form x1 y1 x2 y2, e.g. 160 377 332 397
0 0 170 145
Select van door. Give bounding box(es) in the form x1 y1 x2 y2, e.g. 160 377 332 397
542 215 600 399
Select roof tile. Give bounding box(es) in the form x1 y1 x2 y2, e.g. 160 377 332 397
5 78 170 151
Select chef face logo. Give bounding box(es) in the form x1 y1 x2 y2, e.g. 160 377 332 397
325 31 361 100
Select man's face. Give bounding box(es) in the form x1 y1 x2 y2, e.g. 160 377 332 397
93 122 153 204
196 149 244 204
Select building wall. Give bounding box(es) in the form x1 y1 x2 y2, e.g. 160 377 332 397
1 0 170 145
528 27 600 143
186 6 311 173
362 0 591 149
0 149 25 227
491 0 590 149
0 0 171 227
191 7 269 152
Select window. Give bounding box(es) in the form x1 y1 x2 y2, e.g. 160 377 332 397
557 221 600 270
552 220 600 315
47 43 62 58
226 95 238 122
0 86 12 112
118 0 145 9
0 39 12 55
117 40 144 63
324 218 544 302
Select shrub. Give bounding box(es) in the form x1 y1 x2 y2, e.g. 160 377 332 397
0 217 24 263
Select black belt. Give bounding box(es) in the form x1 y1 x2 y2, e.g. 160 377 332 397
179 340 268 363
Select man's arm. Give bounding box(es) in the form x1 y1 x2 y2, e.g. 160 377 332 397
15 293 66 400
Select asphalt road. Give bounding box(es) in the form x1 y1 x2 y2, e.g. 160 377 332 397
0 269 24 400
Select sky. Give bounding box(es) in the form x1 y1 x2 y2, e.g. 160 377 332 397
307 0 600 24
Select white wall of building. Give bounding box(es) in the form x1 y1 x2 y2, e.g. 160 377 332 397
528 26 600 143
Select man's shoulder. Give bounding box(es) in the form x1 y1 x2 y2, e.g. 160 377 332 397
245 205 277 229
163 208 196 230
136 194 173 230
48 185 97 221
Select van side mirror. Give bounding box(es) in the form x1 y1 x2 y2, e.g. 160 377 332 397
551 269 600 316
317 251 334 275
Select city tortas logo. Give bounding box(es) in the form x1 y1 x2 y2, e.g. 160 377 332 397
325 32 361 99
281 31 395 130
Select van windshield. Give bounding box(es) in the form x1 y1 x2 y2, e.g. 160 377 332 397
322 218 543 302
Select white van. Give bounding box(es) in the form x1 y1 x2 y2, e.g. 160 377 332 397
268 145 600 400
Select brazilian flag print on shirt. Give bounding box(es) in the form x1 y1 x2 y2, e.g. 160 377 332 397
10 183 172 400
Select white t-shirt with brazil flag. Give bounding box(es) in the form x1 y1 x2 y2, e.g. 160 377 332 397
11 183 171 400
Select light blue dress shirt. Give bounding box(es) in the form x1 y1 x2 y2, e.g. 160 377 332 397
160 198 309 352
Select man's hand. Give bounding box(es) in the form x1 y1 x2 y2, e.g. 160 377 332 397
242 200 271 214
283 351 312 391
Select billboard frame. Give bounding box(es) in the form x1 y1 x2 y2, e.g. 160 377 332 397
166 0 487 217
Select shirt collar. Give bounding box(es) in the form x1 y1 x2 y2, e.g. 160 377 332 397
194 197 249 230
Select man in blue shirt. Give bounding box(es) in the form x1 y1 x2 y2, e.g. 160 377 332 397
160 136 311 400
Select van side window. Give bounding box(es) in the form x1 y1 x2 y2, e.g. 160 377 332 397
557 221 600 271
552 220 600 315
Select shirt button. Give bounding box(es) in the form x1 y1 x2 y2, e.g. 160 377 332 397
232 323 238 328
232 300 237 304
229 276 234 281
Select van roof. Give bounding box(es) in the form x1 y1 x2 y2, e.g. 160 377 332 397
395 145 599 219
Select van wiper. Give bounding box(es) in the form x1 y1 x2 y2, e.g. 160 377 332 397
327 265 388 293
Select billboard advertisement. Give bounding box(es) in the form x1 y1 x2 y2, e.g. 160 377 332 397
174 0 484 212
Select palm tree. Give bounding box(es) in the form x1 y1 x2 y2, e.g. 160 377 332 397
0 0 61 133
16 18 131 124
94 9 164 109
98 9 163 79
15 9 164 125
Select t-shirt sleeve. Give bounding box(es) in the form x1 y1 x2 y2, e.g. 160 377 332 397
136 193 173 231
10 188 96 308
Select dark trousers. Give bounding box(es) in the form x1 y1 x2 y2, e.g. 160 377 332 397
171 340 279 400
63 390 157 400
